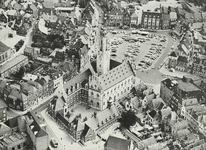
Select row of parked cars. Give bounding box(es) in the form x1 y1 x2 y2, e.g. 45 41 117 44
138 43 165 70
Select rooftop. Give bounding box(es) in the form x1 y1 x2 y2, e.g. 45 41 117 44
0 41 10 53
99 61 134 91
104 135 131 150
85 105 119 130
63 69 92 91
137 136 157 150
177 79 200 92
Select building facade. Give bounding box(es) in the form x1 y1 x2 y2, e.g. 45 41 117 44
0 101 7 122
25 112 49 150
0 55 28 78
141 11 162 30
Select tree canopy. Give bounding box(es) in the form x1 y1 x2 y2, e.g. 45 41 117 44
120 110 137 129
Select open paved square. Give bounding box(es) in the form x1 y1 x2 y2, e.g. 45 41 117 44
107 29 168 71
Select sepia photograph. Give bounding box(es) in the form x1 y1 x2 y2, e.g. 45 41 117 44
0 0 206 149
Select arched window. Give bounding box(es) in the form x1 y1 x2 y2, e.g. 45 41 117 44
97 102 99 108
97 94 99 97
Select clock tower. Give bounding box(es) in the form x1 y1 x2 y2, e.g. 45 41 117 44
97 29 111 75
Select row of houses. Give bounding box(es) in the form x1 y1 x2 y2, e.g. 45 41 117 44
0 66 64 111
105 5 183 30
0 111 49 150
160 76 206 138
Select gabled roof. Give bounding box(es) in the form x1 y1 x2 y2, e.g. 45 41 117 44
79 45 89 57
148 110 157 118
98 61 135 91
86 105 119 130
5 115 19 128
182 98 198 107
81 124 92 137
137 136 157 150
169 51 177 57
131 11 139 18
27 112 48 137
108 8 124 16
0 80 7 93
0 41 10 53
105 136 131 150
177 56 187 63
173 120 188 131
161 107 171 119
56 112 69 126
0 100 7 109
63 69 92 91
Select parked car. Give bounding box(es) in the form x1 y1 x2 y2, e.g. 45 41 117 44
51 138 58 148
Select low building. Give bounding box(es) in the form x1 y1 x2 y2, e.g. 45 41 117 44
136 136 157 150
0 122 12 137
25 112 49 150
0 131 28 150
0 55 28 78
0 42 13 64
104 135 133 150
172 119 188 134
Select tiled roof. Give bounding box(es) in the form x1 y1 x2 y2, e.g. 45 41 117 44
0 41 10 53
131 11 139 18
145 93 156 104
54 96 65 112
173 120 188 131
81 124 90 137
176 128 190 138
5 115 19 128
177 79 200 92
35 77 47 86
0 100 7 109
8 89 27 102
56 112 69 127
43 0 54 8
161 107 171 119
86 105 119 130
177 56 187 63
108 8 124 16
148 110 157 118
98 61 134 91
79 45 89 57
182 98 198 107
137 136 157 150
57 60 76 73
0 123 11 136
0 80 7 93
63 69 92 91
105 135 131 150
27 112 48 137
169 51 177 57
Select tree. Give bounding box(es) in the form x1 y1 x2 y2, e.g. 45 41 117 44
120 110 137 129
